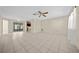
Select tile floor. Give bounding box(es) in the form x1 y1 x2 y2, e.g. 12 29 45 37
0 32 79 53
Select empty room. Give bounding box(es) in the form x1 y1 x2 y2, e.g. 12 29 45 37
0 6 79 53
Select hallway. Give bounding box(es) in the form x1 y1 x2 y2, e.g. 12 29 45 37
0 32 79 53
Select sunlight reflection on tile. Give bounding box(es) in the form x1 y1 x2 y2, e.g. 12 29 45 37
12 32 23 39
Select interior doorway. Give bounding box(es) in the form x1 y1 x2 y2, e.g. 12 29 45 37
26 21 31 32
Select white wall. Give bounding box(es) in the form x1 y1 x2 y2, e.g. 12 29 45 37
0 18 13 34
68 7 77 46
42 16 68 35
3 20 8 34
30 19 41 32
0 16 68 34
29 16 68 35
8 20 13 33
41 19 50 32
0 18 3 35
68 7 79 50
69 7 79 50
75 7 79 49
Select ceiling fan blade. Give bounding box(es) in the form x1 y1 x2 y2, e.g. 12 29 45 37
33 12 39 16
42 14 47 17
39 14 41 17
38 11 42 14
33 13 36 15
43 12 48 14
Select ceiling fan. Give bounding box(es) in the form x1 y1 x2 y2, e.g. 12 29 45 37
33 11 48 17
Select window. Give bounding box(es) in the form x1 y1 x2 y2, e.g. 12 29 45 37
13 22 23 31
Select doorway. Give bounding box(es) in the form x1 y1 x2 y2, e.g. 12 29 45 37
26 21 31 32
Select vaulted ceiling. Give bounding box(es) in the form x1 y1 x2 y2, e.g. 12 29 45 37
0 6 73 21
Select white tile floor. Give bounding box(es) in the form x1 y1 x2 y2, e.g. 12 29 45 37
0 32 79 53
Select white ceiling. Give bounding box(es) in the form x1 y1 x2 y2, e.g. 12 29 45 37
0 6 73 21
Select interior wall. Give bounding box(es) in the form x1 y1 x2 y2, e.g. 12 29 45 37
29 16 68 35
8 21 25 33
67 7 77 46
31 19 41 33
69 7 79 50
75 7 79 49
0 18 3 35
23 22 26 32
8 20 13 33
42 16 68 35
41 19 50 32
0 18 14 34
3 20 8 34
0 16 68 34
